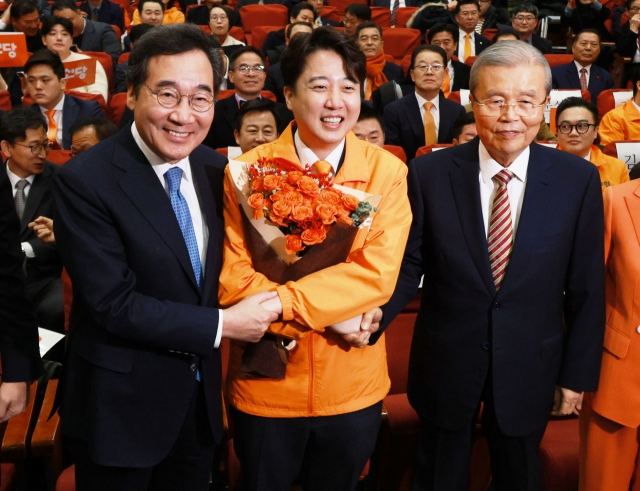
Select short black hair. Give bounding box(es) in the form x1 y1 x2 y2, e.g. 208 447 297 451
286 21 314 40
455 0 480 14
555 97 599 125
51 0 80 14
126 23 223 97
41 15 74 36
355 21 382 38
0 107 47 145
344 3 370 20
452 111 476 140
209 4 232 22
10 0 38 19
410 44 447 69
427 23 459 43
630 64 640 96
24 50 65 80
290 2 316 20
69 117 118 141
281 26 365 92
129 23 155 45
626 0 638 10
492 28 518 43
138 0 164 13
357 103 384 131
572 28 601 45
512 2 539 18
235 99 281 132
229 46 264 69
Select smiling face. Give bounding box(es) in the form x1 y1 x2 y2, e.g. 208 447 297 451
357 27 383 58
140 1 164 26
284 49 360 159
12 9 40 37
127 50 215 164
352 117 384 146
234 110 278 153
512 11 538 39
209 6 229 36
228 52 266 100
43 24 73 59
3 127 48 178
556 106 597 158
471 64 547 166
572 32 600 67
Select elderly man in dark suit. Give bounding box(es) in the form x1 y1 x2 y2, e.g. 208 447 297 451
384 45 466 160
367 40 605 491
52 24 278 491
552 28 613 103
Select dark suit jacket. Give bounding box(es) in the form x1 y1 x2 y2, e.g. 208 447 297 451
383 92 466 160
53 127 226 467
383 61 404 83
79 0 125 33
454 31 490 59
377 139 605 436
0 170 44 383
264 61 285 104
530 33 553 54
318 16 340 27
203 94 294 149
480 5 510 33
614 21 638 58
451 59 470 91
74 19 121 69
372 0 428 7
551 61 613 104
114 61 127 94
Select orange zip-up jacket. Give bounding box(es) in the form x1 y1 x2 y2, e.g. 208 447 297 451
219 125 412 417
557 144 629 191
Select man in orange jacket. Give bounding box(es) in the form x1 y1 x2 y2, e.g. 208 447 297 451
598 65 640 145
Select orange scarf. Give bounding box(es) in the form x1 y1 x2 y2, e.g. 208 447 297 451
364 50 389 100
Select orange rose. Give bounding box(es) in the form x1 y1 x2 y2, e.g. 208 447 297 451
292 204 314 222
281 182 297 193
285 234 304 255
320 189 342 206
283 191 304 206
297 176 319 197
270 190 285 202
342 194 360 211
301 227 327 246
316 203 337 225
272 200 292 218
252 177 264 192
247 193 264 210
263 175 281 191
287 171 303 185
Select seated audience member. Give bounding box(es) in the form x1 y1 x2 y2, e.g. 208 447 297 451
209 5 244 47
428 23 471 96
491 27 519 42
552 29 613 103
384 44 466 159
264 22 313 103
598 65 640 145
115 23 154 94
562 0 611 41
511 2 552 53
186 0 240 27
353 103 385 146
24 50 104 150
232 99 280 155
614 0 640 84
1 107 64 333
133 0 184 25
204 47 292 149
1 0 44 52
356 22 403 100
134 0 164 26
343 3 371 37
79 0 124 33
477 0 510 34
556 97 629 189
307 0 339 27
41 16 109 103
262 2 316 63
453 0 491 62
69 117 117 156
452 111 477 144
51 0 121 68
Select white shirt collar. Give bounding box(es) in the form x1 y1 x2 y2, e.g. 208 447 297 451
478 139 529 185
6 162 37 188
415 91 440 111
574 60 591 75
293 128 345 174
584 150 592 161
39 93 65 112
81 18 87 35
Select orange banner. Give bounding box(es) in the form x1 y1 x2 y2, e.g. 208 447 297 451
63 58 96 89
0 32 29 68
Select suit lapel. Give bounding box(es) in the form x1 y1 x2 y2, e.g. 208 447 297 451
625 183 640 248
449 140 496 295
20 163 52 232
406 95 424 146
62 96 78 150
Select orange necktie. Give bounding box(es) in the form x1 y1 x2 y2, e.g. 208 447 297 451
45 110 57 146
313 160 333 175
464 34 472 61
423 102 437 146
442 69 451 97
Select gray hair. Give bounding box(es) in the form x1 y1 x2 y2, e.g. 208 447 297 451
469 40 552 95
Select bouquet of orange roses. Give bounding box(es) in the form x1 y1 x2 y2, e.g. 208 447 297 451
228 157 381 378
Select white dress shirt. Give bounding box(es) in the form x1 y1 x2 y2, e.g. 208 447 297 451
6 163 36 257
447 59 456 89
458 30 476 62
131 122 223 348
574 61 591 87
294 129 346 174
39 95 65 147
415 91 440 138
478 140 529 237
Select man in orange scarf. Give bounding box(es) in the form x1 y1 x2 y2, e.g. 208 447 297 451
356 21 404 100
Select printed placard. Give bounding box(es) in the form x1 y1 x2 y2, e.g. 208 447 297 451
0 32 29 67
545 89 581 124
612 91 632 108
63 58 96 89
459 89 471 106
615 142 640 172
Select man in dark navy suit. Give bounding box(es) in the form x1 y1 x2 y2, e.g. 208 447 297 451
453 0 491 62
24 51 104 151
552 28 613 103
384 45 466 160
512 2 553 53
52 24 278 491
78 0 124 33
369 40 604 491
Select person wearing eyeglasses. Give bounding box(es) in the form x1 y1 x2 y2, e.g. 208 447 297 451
204 46 293 150
556 97 629 190
367 40 605 491
1 106 63 335
614 0 640 85
511 2 552 53
52 24 279 491
452 0 491 62
384 44 466 159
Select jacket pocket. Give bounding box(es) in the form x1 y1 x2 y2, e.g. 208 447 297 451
603 323 630 359
77 342 135 373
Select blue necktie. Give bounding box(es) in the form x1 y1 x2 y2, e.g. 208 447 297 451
164 167 202 288
92 7 99 20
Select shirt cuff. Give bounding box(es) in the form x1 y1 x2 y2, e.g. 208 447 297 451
214 309 223 349
21 242 35 258
276 285 293 321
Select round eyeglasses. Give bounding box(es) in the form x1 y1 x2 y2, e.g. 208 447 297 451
557 122 596 134
144 83 214 112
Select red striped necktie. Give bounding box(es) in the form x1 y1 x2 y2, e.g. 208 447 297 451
488 169 515 290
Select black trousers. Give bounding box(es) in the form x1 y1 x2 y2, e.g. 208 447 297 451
230 401 382 491
26 276 64 334
412 376 547 491
72 382 216 491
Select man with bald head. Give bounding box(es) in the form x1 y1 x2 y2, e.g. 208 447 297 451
366 41 605 491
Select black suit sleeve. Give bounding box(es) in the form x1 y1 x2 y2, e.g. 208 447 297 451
99 23 122 69
383 102 402 148
0 173 43 382
614 23 638 57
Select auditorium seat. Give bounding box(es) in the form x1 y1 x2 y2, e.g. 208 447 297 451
371 6 391 28
596 88 633 121
83 51 115 95
464 55 477 67
482 28 498 41
327 0 366 16
382 28 421 65
250 25 281 51
240 4 288 37
47 150 73 165
216 90 278 102
117 52 130 65
415 143 454 156
383 144 407 163
603 140 640 174
229 26 247 44
0 90 12 112
320 5 340 23
544 54 574 68
539 418 580 491
394 7 418 28
108 92 128 126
